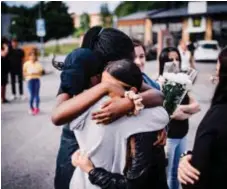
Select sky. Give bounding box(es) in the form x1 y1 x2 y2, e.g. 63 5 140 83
5 1 121 14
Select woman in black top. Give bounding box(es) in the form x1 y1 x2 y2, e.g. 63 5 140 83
158 47 200 189
178 47 227 189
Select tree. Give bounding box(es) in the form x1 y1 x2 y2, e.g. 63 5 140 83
7 1 74 45
100 3 113 27
80 12 90 31
9 5 37 41
42 1 74 42
1 1 8 13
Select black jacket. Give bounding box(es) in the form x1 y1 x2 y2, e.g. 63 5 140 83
88 131 168 189
8 48 24 74
183 104 227 189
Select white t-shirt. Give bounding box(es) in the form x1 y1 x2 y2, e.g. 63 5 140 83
178 47 191 71
69 96 169 189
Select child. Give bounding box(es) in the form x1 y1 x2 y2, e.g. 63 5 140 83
23 49 43 115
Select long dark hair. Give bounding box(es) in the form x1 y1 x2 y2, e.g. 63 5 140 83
211 47 227 106
132 38 145 53
53 26 134 72
105 59 143 91
82 27 134 64
159 47 182 75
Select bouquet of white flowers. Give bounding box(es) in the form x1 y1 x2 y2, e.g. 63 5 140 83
161 72 192 115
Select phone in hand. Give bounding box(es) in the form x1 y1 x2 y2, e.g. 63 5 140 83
163 61 179 73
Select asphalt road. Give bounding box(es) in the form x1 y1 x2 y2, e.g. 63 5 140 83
1 59 217 189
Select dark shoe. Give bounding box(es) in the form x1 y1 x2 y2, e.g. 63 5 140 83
2 99 10 103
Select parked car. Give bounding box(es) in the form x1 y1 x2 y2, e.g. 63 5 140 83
194 40 220 62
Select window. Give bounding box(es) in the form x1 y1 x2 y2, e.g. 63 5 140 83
202 44 218 50
193 17 202 27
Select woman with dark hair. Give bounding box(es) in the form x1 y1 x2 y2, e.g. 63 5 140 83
158 47 200 189
132 38 161 90
52 27 164 189
69 59 169 189
178 47 227 189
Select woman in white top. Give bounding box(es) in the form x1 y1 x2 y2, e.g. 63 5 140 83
178 40 195 72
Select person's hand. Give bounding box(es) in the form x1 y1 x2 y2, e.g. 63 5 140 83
170 105 191 120
178 155 200 185
71 150 94 173
92 97 134 125
157 76 165 89
1 44 9 57
153 129 167 146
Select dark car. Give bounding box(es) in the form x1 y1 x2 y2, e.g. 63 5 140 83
146 43 157 61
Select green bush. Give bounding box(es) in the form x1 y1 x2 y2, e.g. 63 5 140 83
44 43 79 56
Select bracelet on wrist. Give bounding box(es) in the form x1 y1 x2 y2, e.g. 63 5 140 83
124 90 144 116
180 150 192 158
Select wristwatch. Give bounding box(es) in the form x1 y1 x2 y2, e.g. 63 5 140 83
180 150 192 158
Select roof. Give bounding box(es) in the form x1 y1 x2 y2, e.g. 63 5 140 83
118 9 161 21
151 3 227 19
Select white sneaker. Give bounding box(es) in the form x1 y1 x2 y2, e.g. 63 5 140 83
28 109 34 115
19 95 26 100
9 95 16 100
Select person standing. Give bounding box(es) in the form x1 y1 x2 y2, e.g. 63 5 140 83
8 38 25 100
158 47 200 189
178 40 195 72
23 49 43 115
1 37 10 103
177 47 227 189
132 38 161 90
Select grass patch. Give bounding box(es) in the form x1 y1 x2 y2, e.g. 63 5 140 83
44 43 79 56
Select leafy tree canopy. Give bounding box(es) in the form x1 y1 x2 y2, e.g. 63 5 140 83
3 1 74 42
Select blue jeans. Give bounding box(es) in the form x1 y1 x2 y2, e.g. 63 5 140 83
54 125 79 189
166 136 187 189
27 79 40 109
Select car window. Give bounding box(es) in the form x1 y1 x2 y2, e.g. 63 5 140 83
202 44 218 50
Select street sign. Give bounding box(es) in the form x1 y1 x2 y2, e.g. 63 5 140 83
36 19 46 37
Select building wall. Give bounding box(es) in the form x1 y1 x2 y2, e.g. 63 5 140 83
71 13 80 28
118 19 146 43
182 19 189 42
205 17 212 40
90 14 102 27
144 18 152 45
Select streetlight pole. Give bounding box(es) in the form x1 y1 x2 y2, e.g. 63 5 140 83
39 2 44 60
